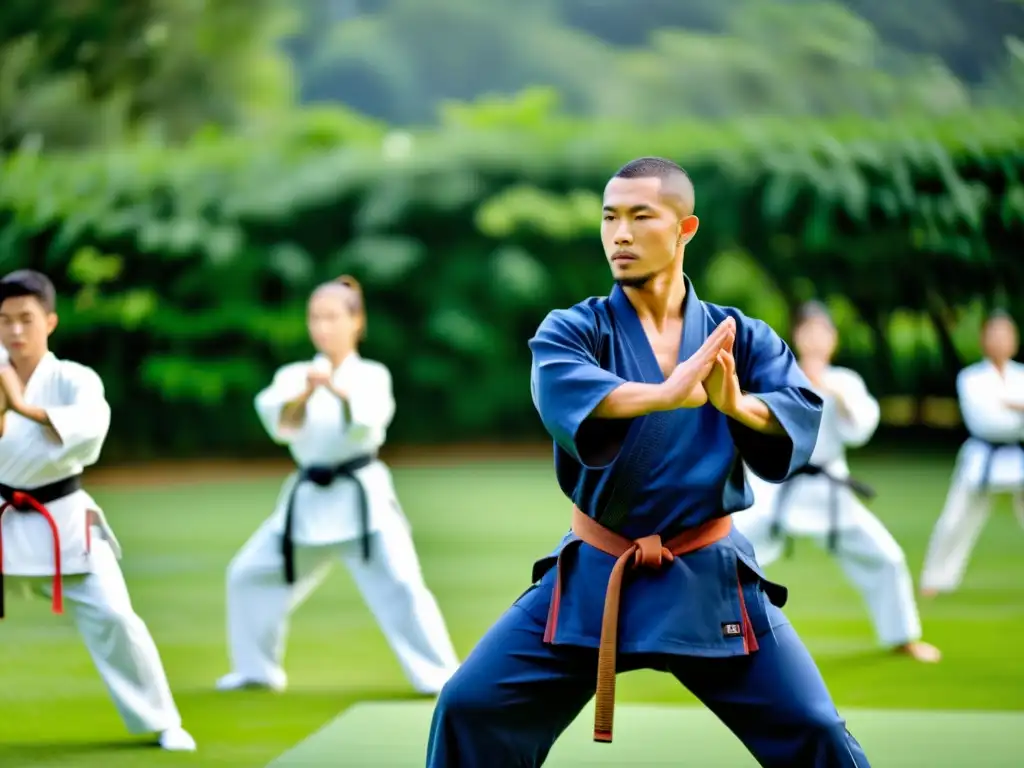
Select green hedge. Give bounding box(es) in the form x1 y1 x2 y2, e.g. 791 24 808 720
0 100 1021 458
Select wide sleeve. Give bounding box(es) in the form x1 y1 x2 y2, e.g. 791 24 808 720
829 368 880 448
254 364 308 444
731 314 823 482
44 365 111 466
957 367 1022 442
528 307 628 468
345 363 396 440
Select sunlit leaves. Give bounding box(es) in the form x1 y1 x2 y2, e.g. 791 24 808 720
0 102 1021 452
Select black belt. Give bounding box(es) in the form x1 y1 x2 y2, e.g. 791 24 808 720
282 455 376 584
0 475 83 506
0 474 83 618
769 464 876 556
976 440 1024 489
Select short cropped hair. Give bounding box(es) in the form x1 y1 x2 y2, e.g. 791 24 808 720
986 308 1014 324
0 270 56 313
612 157 695 215
614 156 689 183
792 300 834 333
983 308 1017 332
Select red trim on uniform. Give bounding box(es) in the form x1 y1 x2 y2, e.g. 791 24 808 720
735 566 759 654
543 553 564 643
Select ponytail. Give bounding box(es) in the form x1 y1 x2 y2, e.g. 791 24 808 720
335 274 367 341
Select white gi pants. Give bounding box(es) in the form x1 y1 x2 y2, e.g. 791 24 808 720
920 480 1024 593
736 496 922 648
224 512 459 694
15 533 182 734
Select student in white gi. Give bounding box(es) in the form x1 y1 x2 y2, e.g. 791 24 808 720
920 310 1024 597
216 276 459 695
733 301 941 663
0 270 195 751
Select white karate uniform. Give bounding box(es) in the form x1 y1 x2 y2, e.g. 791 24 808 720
221 352 459 694
920 360 1024 593
0 351 185 736
733 366 922 648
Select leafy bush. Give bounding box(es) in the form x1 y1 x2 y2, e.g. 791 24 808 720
0 100 1020 456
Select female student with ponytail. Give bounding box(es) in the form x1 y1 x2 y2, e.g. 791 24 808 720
216 276 460 695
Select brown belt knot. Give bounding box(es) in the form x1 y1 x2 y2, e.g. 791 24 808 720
544 506 734 744
631 534 671 569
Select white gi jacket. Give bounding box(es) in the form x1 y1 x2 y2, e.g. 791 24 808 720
0 351 119 577
254 352 405 546
950 359 1024 491
748 366 880 533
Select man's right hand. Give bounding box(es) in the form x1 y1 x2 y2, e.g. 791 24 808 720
659 317 736 409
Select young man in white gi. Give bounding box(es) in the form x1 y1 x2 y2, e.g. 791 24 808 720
0 270 195 751
216 276 459 695
921 310 1024 596
733 301 941 663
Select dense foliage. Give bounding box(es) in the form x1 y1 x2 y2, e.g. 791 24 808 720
1 97 1021 456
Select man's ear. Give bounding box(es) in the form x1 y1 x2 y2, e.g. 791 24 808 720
46 312 58 335
679 215 699 244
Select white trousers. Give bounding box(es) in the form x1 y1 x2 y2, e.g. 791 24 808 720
15 535 182 734
920 477 1024 593
735 498 922 648
224 514 459 694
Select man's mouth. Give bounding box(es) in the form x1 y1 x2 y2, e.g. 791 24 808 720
611 253 638 263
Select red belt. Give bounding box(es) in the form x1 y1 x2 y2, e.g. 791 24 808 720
0 474 83 618
544 507 743 744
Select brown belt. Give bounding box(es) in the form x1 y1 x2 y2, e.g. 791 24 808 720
544 506 735 743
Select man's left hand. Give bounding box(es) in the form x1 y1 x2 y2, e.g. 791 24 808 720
703 349 743 418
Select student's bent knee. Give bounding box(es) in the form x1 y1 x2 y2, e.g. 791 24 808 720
225 558 245 587
226 553 260 587
91 603 148 637
874 543 907 572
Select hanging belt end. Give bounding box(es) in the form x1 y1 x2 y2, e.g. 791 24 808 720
51 575 64 614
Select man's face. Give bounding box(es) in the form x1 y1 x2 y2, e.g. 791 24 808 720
983 317 1018 363
793 315 837 362
0 295 56 360
601 177 694 287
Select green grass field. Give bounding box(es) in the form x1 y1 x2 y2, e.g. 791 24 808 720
0 449 1022 767
270 702 1024 767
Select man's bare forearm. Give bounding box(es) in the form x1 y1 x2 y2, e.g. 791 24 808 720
729 394 785 435
593 382 670 419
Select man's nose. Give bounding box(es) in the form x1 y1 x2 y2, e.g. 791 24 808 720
614 222 633 245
